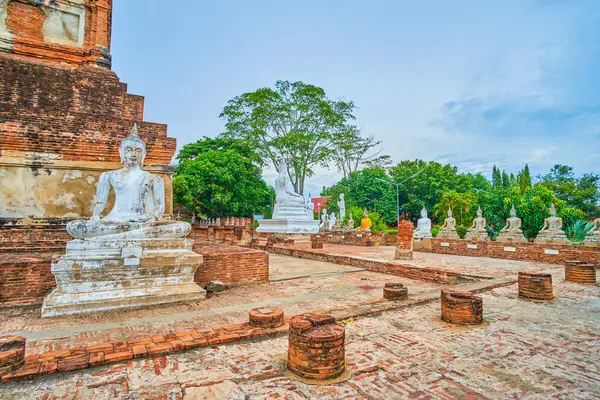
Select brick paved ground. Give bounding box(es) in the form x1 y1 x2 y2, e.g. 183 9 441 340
1 277 598 399
0 255 443 354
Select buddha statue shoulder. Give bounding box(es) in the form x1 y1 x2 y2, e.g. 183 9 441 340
66 124 190 240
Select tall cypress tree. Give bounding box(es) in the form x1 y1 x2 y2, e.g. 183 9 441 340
501 171 510 188
519 164 532 192
492 165 502 189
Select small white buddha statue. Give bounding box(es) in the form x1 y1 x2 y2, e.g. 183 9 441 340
437 208 459 239
319 210 329 231
328 212 337 231
536 203 568 242
414 207 432 238
338 193 346 220
465 206 489 240
497 205 526 243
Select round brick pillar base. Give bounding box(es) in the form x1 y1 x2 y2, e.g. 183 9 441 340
287 314 345 381
565 263 597 284
383 283 408 300
249 307 284 328
441 290 483 325
518 272 553 301
0 336 26 379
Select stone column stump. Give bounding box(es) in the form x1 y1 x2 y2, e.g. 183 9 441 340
0 336 26 379
395 220 414 260
383 283 408 300
518 272 554 301
287 313 345 381
441 290 483 325
565 262 597 284
249 307 284 328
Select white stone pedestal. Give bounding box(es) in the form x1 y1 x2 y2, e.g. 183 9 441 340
256 219 320 234
41 238 206 317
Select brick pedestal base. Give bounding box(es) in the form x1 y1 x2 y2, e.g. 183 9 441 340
311 240 324 249
565 263 597 284
0 336 26 379
518 272 554 301
395 220 414 260
249 307 285 328
441 290 483 325
287 314 345 381
383 283 408 300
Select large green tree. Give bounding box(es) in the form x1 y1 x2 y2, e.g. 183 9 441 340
173 138 274 218
220 80 355 195
330 125 387 179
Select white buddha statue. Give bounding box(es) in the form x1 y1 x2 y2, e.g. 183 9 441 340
66 124 191 240
465 206 489 240
272 159 314 219
319 210 329 231
414 206 432 238
329 212 337 231
586 218 600 242
437 208 459 239
497 205 526 243
536 203 568 242
338 193 346 220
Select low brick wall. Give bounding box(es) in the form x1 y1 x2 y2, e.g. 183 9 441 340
264 245 484 284
193 243 269 286
190 225 253 247
310 232 387 246
418 238 600 265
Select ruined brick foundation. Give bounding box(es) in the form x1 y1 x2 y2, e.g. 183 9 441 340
518 272 554 302
441 290 483 325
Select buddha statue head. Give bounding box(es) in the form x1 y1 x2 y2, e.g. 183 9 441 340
549 203 557 217
119 124 147 166
363 208 369 217
510 205 517 217
420 207 428 218
340 193 345 201
447 208 453 218
477 206 483 218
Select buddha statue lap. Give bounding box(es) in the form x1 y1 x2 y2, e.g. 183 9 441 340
41 125 206 317
497 206 526 243
535 203 568 243
437 208 459 239
414 206 432 239
464 206 489 241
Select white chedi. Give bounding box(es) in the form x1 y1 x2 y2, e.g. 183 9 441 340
414 207 432 238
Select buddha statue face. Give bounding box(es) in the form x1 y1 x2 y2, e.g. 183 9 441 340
447 208 453 218
119 124 146 167
477 206 483 218
421 207 427 218
340 193 344 200
549 204 557 217
510 206 516 217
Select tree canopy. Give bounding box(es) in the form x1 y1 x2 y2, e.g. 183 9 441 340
173 138 273 218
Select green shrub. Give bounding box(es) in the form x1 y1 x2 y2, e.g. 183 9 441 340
431 225 440 237
571 220 595 242
456 226 468 239
386 229 398 235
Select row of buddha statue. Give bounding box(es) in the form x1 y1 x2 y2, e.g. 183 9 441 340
415 203 600 243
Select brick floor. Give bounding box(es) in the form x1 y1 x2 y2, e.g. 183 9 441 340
1 279 598 399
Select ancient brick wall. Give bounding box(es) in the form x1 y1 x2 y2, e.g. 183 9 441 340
190 225 253 247
1 0 112 68
418 238 600 265
310 232 387 246
193 243 269 286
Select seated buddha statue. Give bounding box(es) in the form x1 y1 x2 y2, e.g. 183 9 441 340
437 208 459 239
66 124 191 240
497 205 526 243
356 209 372 232
586 218 600 242
536 203 568 242
414 206 432 238
464 206 489 240
345 212 355 232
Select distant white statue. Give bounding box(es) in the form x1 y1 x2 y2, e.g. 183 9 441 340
319 210 329 230
536 203 568 242
272 159 313 219
414 207 432 238
338 193 346 220
329 212 337 231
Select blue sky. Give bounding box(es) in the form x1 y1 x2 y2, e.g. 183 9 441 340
111 0 599 196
